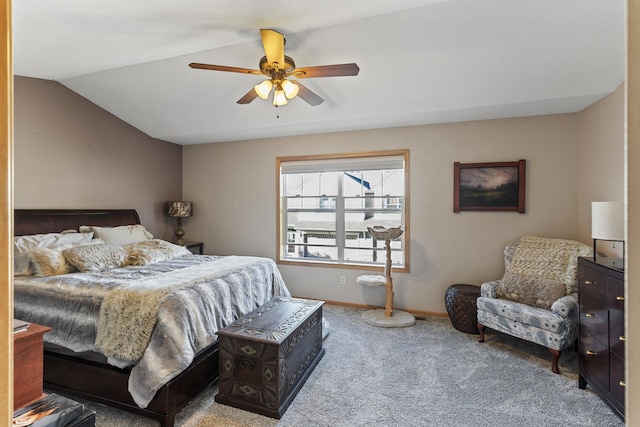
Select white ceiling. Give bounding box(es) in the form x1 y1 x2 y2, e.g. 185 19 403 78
13 0 625 145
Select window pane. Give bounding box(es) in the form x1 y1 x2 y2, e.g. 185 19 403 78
285 212 337 260
343 170 404 197
344 247 404 265
279 152 407 269
284 172 339 197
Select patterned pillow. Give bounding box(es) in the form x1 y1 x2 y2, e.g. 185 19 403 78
497 271 567 310
63 243 128 273
125 239 191 266
28 247 71 277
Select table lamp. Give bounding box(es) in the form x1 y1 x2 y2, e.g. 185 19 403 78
591 201 624 268
167 201 193 245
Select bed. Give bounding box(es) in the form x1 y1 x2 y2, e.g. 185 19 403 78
13 209 290 427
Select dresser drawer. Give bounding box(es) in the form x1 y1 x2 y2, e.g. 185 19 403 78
579 331 609 391
610 352 625 411
579 306 608 342
578 264 607 302
608 276 625 357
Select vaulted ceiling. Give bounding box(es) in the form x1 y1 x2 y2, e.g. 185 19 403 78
13 0 625 145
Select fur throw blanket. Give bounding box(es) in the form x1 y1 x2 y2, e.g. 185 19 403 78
95 256 266 361
507 235 593 294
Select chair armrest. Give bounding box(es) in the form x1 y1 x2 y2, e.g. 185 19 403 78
480 280 500 298
551 293 578 318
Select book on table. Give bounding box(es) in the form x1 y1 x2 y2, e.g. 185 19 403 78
12 393 84 427
13 319 30 334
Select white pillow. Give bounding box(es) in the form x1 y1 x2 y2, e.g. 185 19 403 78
14 231 94 276
79 225 153 246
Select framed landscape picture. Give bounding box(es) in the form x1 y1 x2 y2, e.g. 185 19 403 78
453 159 526 213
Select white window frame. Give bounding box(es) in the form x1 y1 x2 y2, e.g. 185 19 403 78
276 150 410 272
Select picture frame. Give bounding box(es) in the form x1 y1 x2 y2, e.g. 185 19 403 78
453 159 526 213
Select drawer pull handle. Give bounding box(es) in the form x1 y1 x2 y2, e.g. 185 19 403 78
619 336 626 342
620 381 627 387
585 313 596 317
586 350 597 356
584 280 596 285
616 296 625 301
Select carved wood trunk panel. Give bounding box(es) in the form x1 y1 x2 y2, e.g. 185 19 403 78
215 297 325 418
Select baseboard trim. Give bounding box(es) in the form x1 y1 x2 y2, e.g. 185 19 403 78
292 297 448 320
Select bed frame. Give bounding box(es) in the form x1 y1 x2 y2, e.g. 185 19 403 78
14 209 220 427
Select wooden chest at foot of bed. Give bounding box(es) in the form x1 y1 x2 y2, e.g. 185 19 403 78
215 297 325 418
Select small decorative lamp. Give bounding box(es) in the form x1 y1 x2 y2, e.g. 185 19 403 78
167 201 193 245
591 201 624 268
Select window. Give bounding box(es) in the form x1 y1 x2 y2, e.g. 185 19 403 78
277 150 409 271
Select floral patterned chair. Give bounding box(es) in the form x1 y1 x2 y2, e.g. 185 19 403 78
476 236 593 374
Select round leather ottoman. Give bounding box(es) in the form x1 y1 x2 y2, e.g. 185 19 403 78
445 284 481 334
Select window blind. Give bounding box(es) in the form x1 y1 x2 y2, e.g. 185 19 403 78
280 155 404 174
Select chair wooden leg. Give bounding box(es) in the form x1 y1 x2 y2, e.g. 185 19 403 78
477 323 485 342
548 348 562 374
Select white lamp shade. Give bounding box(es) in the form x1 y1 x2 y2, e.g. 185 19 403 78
591 201 624 240
254 80 273 100
281 80 299 99
273 88 288 106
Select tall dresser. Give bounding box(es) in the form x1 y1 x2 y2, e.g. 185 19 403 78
577 257 625 420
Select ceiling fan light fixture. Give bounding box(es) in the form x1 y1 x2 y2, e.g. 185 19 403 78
273 85 288 106
254 80 273 99
281 79 299 99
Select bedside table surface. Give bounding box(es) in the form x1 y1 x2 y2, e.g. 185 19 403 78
184 241 204 254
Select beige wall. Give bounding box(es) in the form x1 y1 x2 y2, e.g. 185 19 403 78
13 77 183 239
577 84 625 257
184 113 586 314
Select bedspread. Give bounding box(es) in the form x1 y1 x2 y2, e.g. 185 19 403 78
14 254 290 408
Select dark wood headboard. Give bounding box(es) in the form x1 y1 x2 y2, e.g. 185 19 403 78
14 209 141 236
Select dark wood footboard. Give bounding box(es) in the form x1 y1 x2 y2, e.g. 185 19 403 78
43 343 219 427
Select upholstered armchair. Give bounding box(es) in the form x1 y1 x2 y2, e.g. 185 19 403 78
476 236 593 374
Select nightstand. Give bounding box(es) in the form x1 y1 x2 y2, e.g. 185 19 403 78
185 241 204 255
13 322 51 410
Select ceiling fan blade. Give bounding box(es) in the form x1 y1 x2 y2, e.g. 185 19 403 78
237 88 259 104
292 63 360 78
293 81 324 106
260 29 285 69
189 63 262 75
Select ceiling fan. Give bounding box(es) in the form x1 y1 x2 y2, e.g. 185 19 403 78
189 29 359 107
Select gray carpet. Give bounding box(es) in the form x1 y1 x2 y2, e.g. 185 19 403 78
77 304 623 427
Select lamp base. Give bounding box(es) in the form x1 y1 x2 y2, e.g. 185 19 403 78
175 222 186 246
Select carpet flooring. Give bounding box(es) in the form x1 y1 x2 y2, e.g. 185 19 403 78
76 304 624 427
